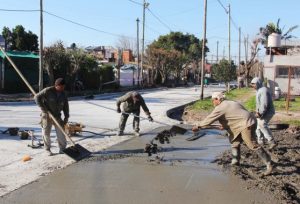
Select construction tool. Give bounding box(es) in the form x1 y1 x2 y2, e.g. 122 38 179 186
85 101 188 135
1 127 20 136
65 122 85 136
186 124 222 141
27 130 44 149
0 47 91 161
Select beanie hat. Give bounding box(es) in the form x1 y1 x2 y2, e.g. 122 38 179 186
55 78 65 86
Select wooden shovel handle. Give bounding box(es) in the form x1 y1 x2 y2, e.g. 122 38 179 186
0 47 75 146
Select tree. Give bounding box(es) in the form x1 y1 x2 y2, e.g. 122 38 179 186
43 41 71 85
2 25 39 51
2 26 12 51
115 36 136 54
258 19 298 47
67 48 97 92
212 59 236 90
145 32 209 85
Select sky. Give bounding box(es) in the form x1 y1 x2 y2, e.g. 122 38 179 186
0 0 300 64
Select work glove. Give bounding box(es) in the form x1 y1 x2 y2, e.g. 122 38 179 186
255 112 262 118
63 117 69 125
117 107 121 113
41 112 49 119
192 126 200 132
148 115 153 122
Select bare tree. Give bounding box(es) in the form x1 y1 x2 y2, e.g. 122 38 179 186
115 36 137 54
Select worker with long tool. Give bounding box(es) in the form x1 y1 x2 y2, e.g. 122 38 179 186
35 78 69 156
250 77 277 150
192 92 273 176
116 91 153 136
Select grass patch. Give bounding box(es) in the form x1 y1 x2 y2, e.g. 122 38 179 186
244 96 256 112
282 119 300 127
273 97 300 112
189 88 255 112
225 88 253 101
190 98 214 112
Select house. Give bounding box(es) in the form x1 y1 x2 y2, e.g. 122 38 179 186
264 39 300 95
85 46 116 62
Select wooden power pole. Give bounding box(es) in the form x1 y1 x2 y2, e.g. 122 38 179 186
39 0 44 91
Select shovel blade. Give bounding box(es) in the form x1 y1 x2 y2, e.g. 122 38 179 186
186 132 206 141
170 125 187 135
63 144 91 161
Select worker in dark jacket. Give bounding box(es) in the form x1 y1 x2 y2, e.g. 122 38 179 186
116 91 153 136
35 78 69 156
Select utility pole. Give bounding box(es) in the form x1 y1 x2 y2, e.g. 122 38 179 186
39 0 43 91
141 0 149 87
216 41 219 63
136 18 140 87
244 35 248 63
238 27 241 68
228 4 231 65
200 0 207 100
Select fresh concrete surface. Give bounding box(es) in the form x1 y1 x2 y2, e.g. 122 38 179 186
0 86 224 196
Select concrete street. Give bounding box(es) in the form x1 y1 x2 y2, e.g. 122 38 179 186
0 86 221 196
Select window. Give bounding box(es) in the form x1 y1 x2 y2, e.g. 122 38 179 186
276 66 300 78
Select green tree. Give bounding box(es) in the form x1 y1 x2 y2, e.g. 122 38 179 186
2 26 12 50
212 59 236 90
8 25 38 51
68 48 97 92
43 41 71 85
146 32 209 85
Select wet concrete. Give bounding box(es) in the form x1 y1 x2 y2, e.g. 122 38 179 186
0 127 277 204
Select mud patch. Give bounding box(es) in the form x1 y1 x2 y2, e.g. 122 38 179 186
213 129 300 204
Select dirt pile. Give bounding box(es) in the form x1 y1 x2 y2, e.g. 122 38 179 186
213 128 300 204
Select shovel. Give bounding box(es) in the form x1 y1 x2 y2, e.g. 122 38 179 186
85 101 188 135
0 47 91 161
186 124 222 141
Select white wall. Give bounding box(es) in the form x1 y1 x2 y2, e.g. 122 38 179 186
264 55 300 95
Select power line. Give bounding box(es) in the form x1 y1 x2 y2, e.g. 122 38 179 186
0 8 39 12
147 8 172 31
216 0 228 13
43 10 138 40
128 0 143 6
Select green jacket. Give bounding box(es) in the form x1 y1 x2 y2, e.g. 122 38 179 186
116 91 150 114
35 86 69 119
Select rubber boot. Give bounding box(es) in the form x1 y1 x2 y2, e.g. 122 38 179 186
117 131 124 136
268 140 277 150
256 147 273 176
231 147 240 166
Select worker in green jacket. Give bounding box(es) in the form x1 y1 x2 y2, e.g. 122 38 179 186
35 78 69 156
116 91 153 136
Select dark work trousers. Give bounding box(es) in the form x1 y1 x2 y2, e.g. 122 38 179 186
119 111 140 133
